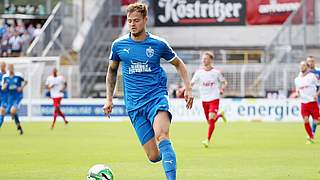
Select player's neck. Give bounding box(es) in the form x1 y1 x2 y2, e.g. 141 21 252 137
301 71 308 76
131 31 147 42
203 65 213 71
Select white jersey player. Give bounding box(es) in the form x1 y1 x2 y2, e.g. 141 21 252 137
294 61 320 144
45 68 68 129
191 51 227 148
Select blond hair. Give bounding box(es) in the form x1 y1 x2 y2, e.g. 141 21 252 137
203 51 214 60
127 2 148 17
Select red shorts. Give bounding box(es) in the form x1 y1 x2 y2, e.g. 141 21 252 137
53 97 62 108
301 101 320 120
202 99 219 121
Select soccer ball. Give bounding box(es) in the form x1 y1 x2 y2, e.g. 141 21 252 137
87 164 114 180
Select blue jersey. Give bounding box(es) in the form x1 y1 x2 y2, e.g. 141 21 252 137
311 68 320 103
109 32 176 111
2 72 25 98
0 72 6 98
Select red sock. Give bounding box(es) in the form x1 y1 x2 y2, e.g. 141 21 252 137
207 119 216 141
58 109 67 122
52 110 58 129
304 122 314 139
215 114 222 121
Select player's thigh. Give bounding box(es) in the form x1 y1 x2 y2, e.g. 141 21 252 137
11 97 22 114
208 99 219 120
53 97 62 108
153 111 171 141
301 103 310 122
311 103 320 121
147 96 172 141
202 102 210 122
128 109 155 146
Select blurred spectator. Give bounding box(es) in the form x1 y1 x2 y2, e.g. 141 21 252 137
9 31 23 57
1 37 11 57
0 20 41 57
27 24 35 35
33 23 42 38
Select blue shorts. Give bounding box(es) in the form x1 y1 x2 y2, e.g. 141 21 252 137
1 96 22 113
128 96 172 145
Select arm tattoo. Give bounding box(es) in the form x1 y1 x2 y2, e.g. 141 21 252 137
106 63 118 100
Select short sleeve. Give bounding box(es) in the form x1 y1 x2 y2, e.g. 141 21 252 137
108 42 121 61
218 72 226 82
61 76 66 83
45 77 50 86
16 72 24 82
312 74 319 86
191 71 199 84
161 40 177 62
294 78 298 89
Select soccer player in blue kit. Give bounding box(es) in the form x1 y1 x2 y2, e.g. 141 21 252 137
0 62 6 128
103 2 194 180
0 64 27 135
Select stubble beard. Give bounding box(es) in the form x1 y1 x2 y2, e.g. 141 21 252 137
131 29 144 38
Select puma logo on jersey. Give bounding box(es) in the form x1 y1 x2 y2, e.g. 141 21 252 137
123 48 130 54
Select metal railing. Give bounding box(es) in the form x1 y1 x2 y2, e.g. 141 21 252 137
73 0 122 97
26 1 64 57
250 0 312 95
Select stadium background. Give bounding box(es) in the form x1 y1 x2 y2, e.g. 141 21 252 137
1 0 320 179
0 0 318 122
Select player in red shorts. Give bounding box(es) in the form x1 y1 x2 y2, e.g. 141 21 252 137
295 61 320 144
191 51 227 148
45 68 68 129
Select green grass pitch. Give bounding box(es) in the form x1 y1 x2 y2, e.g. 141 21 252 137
0 121 320 179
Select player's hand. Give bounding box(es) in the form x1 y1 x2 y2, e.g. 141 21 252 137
184 87 194 109
314 95 318 101
220 88 224 95
103 100 113 118
17 87 22 92
49 84 55 89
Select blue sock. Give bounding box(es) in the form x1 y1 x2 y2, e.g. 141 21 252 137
312 121 317 134
14 114 20 125
0 115 4 128
159 139 176 180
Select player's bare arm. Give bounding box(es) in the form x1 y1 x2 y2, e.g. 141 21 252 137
170 57 194 109
60 82 67 93
18 80 28 92
2 81 7 91
103 60 120 115
220 80 228 94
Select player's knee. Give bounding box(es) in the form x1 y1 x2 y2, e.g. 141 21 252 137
0 108 5 115
155 132 169 142
10 108 16 115
10 107 17 115
209 113 216 120
148 154 161 163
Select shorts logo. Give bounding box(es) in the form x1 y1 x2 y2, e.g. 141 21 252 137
146 46 154 58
